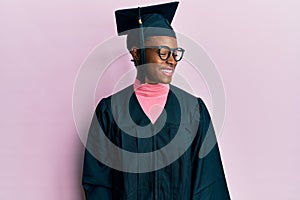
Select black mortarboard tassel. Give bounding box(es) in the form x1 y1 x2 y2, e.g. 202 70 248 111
138 7 146 66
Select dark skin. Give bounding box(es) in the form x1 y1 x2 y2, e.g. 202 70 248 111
130 36 178 84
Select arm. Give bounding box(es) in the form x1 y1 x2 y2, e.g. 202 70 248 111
82 150 112 199
191 98 230 200
82 99 113 200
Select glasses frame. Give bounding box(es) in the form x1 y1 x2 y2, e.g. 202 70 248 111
143 45 185 62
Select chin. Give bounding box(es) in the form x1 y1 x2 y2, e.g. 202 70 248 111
160 78 172 84
145 76 172 84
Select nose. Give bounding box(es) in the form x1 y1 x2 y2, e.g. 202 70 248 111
166 52 177 66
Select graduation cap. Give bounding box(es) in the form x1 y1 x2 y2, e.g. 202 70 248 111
115 2 179 66
115 2 179 36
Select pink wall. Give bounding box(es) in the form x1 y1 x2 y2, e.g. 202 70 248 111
1 0 299 199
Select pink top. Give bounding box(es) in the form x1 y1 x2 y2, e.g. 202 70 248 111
134 79 170 123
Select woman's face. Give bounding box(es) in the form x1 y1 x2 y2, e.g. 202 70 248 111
142 36 178 84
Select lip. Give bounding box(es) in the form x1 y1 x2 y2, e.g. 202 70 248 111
160 67 174 77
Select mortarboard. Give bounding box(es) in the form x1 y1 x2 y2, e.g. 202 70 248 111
114 2 179 67
115 2 179 36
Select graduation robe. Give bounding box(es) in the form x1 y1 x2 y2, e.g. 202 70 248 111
82 84 230 200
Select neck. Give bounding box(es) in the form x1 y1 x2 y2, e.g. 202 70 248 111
133 79 169 123
134 79 169 96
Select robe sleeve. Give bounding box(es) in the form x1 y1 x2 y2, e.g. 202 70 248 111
82 98 113 200
191 98 231 200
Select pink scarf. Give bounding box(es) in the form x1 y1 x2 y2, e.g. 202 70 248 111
134 79 169 123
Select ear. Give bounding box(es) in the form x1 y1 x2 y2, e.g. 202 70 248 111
130 47 140 61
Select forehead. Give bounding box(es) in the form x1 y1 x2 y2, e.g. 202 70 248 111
144 36 178 47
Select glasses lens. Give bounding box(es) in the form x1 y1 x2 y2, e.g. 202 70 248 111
173 49 183 61
159 47 170 60
173 48 184 61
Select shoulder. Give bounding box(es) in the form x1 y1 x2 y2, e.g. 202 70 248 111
169 85 212 122
95 85 134 113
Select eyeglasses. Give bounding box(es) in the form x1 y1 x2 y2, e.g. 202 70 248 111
143 46 185 62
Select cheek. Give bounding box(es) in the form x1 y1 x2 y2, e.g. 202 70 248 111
146 57 164 66
146 64 159 73
145 64 161 79
145 51 161 64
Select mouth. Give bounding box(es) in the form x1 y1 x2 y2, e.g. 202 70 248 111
161 67 174 77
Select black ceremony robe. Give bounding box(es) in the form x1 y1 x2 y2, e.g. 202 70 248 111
82 85 230 200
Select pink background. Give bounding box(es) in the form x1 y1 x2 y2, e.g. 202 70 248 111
1 0 300 199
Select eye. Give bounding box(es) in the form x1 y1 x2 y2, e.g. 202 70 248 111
160 49 169 54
